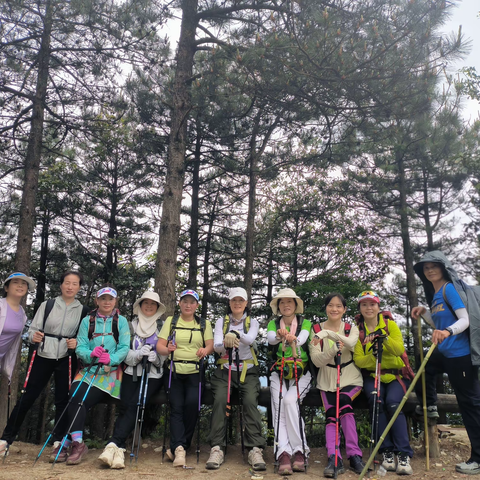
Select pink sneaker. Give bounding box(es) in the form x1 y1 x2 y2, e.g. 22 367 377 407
66 441 88 465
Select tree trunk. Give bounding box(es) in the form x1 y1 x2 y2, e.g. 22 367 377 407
397 153 419 359
155 0 199 315
105 160 118 283
188 118 202 290
35 211 50 313
0 0 54 434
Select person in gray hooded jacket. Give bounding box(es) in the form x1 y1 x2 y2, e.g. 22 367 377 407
412 250 480 476
0 271 86 461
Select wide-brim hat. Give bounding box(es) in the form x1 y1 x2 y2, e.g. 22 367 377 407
3 272 36 293
270 288 304 315
133 291 166 316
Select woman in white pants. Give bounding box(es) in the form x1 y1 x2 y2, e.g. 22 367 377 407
267 288 312 476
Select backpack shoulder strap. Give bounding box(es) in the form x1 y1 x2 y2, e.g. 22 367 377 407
442 282 457 318
295 316 304 337
344 322 351 337
380 311 392 335
223 315 229 335
88 311 97 340
112 312 119 343
42 298 56 331
169 315 180 336
312 322 321 334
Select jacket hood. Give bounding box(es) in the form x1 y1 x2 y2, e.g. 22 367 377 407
414 250 457 308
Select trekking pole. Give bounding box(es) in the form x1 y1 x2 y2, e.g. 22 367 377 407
274 340 286 473
369 341 380 471
334 343 341 480
131 355 148 465
51 360 104 468
162 331 175 463
196 357 204 464
235 347 245 461
4 337 42 462
419 316 430 471
293 341 307 473
33 363 95 466
357 343 437 480
67 344 75 389
373 334 386 468
134 359 152 464
224 347 233 458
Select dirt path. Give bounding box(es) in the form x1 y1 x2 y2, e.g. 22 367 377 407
0 429 473 480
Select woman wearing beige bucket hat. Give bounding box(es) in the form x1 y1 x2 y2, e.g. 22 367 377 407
267 288 312 475
98 290 167 468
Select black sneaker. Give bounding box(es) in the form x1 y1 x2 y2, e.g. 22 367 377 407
324 454 345 478
349 454 365 474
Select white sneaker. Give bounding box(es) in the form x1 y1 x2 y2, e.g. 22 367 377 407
381 450 396 471
173 446 186 467
248 447 266 471
98 442 117 467
456 460 480 474
206 446 224 469
396 453 413 475
111 446 125 469
0 440 9 457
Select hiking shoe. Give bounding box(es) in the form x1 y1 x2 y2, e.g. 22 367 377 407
277 451 293 475
381 449 396 471
206 446 224 469
292 451 307 472
49 441 68 463
396 453 413 475
456 460 480 475
165 448 174 461
349 454 365 474
324 454 345 478
415 404 439 419
173 445 186 467
0 440 9 457
248 447 266 471
111 446 125 469
98 442 117 467
66 441 88 465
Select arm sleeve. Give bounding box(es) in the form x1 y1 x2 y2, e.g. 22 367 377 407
267 320 280 346
450 308 469 335
321 324 359 351
108 317 131 366
383 321 406 356
240 317 259 345
309 338 337 368
214 318 226 355
296 320 312 346
27 302 46 343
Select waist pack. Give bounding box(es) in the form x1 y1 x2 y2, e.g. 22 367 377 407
271 357 305 380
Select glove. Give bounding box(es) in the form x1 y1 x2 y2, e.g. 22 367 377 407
98 352 111 365
224 332 240 349
148 350 158 363
91 345 105 358
136 344 151 360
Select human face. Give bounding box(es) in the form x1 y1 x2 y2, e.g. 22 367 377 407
278 298 296 318
423 262 445 284
230 296 247 317
96 294 116 316
359 300 380 322
60 274 81 302
5 278 28 299
326 296 347 322
140 298 159 317
179 296 198 319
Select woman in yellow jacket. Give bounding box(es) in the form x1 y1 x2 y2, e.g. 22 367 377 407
353 291 413 476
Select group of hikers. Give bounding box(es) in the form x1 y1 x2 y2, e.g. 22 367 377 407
1 250 480 477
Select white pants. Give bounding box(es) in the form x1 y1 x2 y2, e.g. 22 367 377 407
270 371 311 457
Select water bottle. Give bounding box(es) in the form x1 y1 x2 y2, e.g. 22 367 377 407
377 465 387 477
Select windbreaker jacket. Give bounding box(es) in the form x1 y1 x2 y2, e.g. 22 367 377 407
28 296 85 360
414 250 480 366
0 298 27 380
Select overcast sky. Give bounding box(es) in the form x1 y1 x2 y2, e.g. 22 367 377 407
444 1 480 120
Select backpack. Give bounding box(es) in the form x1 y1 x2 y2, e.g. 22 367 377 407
87 309 120 342
169 314 206 347
355 311 415 381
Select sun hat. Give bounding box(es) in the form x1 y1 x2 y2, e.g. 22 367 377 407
133 291 166 316
3 272 36 293
357 290 381 305
270 288 304 315
179 289 200 302
229 287 248 301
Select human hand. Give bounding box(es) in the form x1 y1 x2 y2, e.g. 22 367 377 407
98 352 110 365
32 331 44 343
224 332 240 349
196 348 208 359
276 328 289 339
432 329 450 345
91 345 105 358
167 341 177 353
411 306 427 320
148 350 157 362
66 338 77 350
285 333 297 344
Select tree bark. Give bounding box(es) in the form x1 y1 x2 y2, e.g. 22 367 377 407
35 210 50 313
155 0 199 315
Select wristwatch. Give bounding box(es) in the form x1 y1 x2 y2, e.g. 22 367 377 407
445 327 454 336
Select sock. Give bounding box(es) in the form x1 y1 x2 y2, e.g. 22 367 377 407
71 431 83 443
64 439 71 448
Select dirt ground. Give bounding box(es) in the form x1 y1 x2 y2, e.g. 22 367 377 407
0 427 474 480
